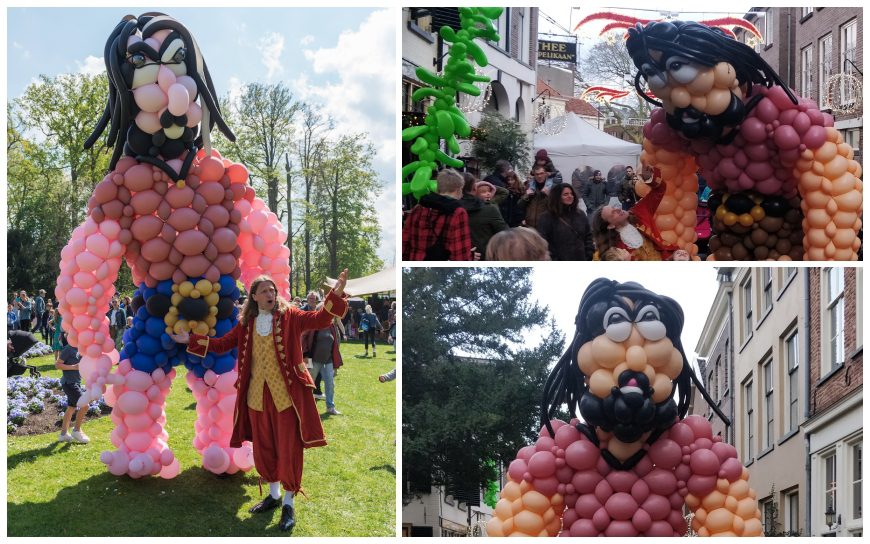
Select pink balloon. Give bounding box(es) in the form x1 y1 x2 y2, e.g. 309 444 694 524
117 391 149 415
605 520 638 537
159 458 181 479
203 205 230 228
569 518 599 537
632 507 653 533
167 207 201 232
165 186 195 209
202 445 230 473
131 190 162 215
180 254 211 277
803 125 828 149
740 117 767 143
774 125 800 149
605 492 638 521
755 98 780 123
793 111 812 135
133 83 168 113
198 157 226 182
197 182 225 205
686 474 717 497
125 431 154 452
186 102 202 127
167 83 189 116
125 412 154 432
644 468 677 496
508 459 527 482
719 457 743 481
174 230 209 256
212 228 238 253
689 448 721 476
141 238 171 263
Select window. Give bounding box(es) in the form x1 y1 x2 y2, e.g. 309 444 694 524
853 443 862 520
762 268 772 313
763 360 773 448
494 9 510 52
786 331 799 431
800 7 812 18
708 369 716 402
857 269 863 349
744 379 754 461
818 34 833 108
763 12 773 48
714 356 721 401
840 20 857 104
823 267 845 374
517 8 529 64
753 14 765 52
743 278 753 339
762 498 775 534
800 45 814 100
825 453 837 518
786 491 800 535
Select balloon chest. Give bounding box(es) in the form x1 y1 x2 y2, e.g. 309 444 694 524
89 155 251 377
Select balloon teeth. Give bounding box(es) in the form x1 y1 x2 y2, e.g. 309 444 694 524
619 385 643 396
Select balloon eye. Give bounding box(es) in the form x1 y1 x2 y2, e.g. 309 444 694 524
603 307 632 343
634 305 666 341
667 58 699 85
130 53 147 68
172 48 186 63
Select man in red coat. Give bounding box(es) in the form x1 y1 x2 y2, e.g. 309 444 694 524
172 269 348 533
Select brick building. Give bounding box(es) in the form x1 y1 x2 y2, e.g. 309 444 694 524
803 267 863 536
737 7 862 165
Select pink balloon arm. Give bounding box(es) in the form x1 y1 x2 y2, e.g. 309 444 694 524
55 213 128 407
237 195 292 299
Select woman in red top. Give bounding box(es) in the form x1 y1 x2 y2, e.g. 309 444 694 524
172 269 348 533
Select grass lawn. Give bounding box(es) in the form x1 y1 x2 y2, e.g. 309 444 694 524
7 340 397 537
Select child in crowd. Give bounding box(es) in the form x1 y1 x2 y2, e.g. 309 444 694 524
670 249 691 261
601 247 631 261
55 344 90 444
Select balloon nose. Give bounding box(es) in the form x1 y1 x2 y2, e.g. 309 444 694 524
627 378 638 387
158 64 177 92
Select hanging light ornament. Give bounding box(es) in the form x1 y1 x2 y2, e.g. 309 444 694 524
533 98 567 136
457 67 493 113
826 73 863 116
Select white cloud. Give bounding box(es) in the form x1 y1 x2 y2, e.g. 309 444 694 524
227 75 244 105
292 9 397 262
300 35 315 46
257 32 285 80
77 55 105 76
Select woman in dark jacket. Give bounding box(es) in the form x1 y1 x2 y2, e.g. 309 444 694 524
536 183 594 261
458 173 508 259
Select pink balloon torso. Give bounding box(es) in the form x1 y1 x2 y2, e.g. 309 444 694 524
508 416 738 537
688 85 835 199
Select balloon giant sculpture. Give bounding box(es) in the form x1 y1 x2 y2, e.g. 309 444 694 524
487 279 762 536
55 13 291 478
623 20 862 260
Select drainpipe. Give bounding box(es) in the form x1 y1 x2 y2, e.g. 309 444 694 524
727 278 735 445
803 269 812 536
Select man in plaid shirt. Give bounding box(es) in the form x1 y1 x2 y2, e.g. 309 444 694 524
402 169 473 260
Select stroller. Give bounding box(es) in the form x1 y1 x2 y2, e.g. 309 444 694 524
7 330 43 378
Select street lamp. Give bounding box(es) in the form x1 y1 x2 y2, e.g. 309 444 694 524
825 503 839 530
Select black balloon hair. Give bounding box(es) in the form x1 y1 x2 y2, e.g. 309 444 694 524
625 20 797 109
541 278 727 438
85 12 235 176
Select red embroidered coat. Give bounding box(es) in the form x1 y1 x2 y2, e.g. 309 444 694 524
187 290 348 449
616 179 678 260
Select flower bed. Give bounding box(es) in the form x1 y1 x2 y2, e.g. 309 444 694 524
7 376 109 435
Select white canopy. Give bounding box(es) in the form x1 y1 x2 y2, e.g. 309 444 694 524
323 267 396 297
532 112 642 181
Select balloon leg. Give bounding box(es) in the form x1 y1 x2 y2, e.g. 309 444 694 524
100 361 179 479
187 370 254 474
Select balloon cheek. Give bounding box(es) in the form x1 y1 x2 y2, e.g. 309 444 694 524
131 64 159 90
168 62 187 77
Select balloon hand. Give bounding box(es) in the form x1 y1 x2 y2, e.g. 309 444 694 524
169 331 190 344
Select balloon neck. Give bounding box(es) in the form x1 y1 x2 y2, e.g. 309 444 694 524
175 180 186 189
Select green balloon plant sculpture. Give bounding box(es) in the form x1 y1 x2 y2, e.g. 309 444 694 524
401 7 502 199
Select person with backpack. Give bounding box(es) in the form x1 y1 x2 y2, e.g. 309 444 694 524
402 169 473 261
359 305 382 358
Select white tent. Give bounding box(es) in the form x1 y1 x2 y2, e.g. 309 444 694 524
532 112 642 182
322 267 396 297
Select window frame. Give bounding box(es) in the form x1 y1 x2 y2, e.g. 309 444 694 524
823 267 845 375
801 45 814 99
763 359 774 449
743 277 753 342
744 377 754 463
818 33 833 109
840 19 858 105
762 268 773 313
785 330 799 432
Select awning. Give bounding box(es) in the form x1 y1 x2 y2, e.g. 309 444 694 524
323 267 396 297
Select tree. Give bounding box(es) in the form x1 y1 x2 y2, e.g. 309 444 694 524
472 111 532 176
216 83 300 216
402 268 565 505
311 134 383 280
294 104 332 294
8 73 111 294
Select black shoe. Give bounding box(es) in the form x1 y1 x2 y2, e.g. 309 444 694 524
249 494 281 514
278 505 296 533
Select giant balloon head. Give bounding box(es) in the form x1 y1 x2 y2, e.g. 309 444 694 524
84 12 235 184
625 20 797 143
542 279 693 450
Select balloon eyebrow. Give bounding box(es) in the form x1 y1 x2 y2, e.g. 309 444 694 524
158 31 183 56
127 41 160 59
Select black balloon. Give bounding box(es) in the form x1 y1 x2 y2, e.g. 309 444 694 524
178 297 209 321
725 192 753 214
146 293 172 317
216 297 235 319
761 196 789 217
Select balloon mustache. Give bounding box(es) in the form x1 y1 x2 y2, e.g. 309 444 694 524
579 373 678 443
665 91 746 142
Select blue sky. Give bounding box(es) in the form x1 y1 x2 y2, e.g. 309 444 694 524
7 7 397 264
